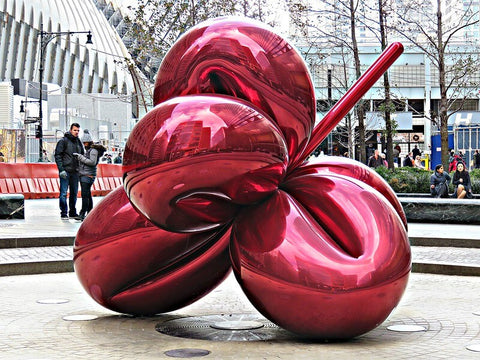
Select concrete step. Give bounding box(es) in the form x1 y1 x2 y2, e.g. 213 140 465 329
409 236 480 248
411 246 480 276
1 244 479 277
0 236 75 249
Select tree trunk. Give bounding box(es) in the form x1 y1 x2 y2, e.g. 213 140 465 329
350 0 366 163
437 0 450 167
379 0 394 168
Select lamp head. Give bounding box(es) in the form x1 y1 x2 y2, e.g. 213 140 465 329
86 31 93 45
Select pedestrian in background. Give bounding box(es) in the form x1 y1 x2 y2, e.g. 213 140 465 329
73 130 106 221
452 162 472 199
403 152 414 167
367 149 384 168
412 145 421 159
448 151 462 172
380 153 388 168
430 164 451 198
414 155 425 169
113 152 123 164
394 144 402 167
474 149 480 169
54 123 84 219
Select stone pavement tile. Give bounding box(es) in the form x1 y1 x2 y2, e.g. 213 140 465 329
1 272 480 359
407 222 480 240
0 246 72 264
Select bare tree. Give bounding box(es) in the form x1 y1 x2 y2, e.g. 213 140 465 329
124 0 238 81
378 0 395 168
124 0 280 82
390 0 480 166
287 0 373 163
236 0 271 23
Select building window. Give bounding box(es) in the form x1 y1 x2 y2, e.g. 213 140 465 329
408 99 425 117
389 65 425 87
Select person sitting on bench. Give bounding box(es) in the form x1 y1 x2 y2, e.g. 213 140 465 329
430 164 451 198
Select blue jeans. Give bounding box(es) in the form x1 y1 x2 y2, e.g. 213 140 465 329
59 171 79 216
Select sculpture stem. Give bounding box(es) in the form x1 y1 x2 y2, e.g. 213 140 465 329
290 42 404 171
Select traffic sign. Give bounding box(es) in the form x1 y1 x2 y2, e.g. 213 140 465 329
24 117 39 124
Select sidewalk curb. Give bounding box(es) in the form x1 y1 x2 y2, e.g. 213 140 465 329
412 262 480 276
409 236 480 248
0 260 73 276
0 236 75 248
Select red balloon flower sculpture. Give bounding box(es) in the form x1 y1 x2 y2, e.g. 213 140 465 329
74 17 411 339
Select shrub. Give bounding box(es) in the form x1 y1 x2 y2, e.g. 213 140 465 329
374 166 480 194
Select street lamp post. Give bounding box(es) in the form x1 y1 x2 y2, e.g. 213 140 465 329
37 23 92 162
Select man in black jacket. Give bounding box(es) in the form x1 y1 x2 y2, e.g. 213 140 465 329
367 149 384 168
54 123 84 219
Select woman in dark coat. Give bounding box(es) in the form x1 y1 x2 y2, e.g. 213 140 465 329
73 130 106 220
452 162 472 199
430 164 451 198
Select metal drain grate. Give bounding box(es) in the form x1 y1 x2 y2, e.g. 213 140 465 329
156 313 294 341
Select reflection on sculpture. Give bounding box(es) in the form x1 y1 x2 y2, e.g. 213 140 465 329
74 17 411 339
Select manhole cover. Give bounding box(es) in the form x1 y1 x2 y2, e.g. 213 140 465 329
387 325 426 332
156 313 294 341
164 348 211 358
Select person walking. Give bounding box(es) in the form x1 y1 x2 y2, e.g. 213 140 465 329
54 123 84 219
73 130 106 221
430 164 451 198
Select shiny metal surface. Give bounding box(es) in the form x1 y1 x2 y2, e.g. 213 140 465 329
73 187 231 315
288 156 408 228
153 17 315 167
230 189 411 339
75 17 410 339
123 95 287 232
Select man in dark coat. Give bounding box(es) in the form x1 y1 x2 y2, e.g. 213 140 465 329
412 145 421 159
54 123 84 219
367 149 384 168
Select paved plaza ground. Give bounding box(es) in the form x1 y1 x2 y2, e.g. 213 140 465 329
1 271 480 359
0 198 480 359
